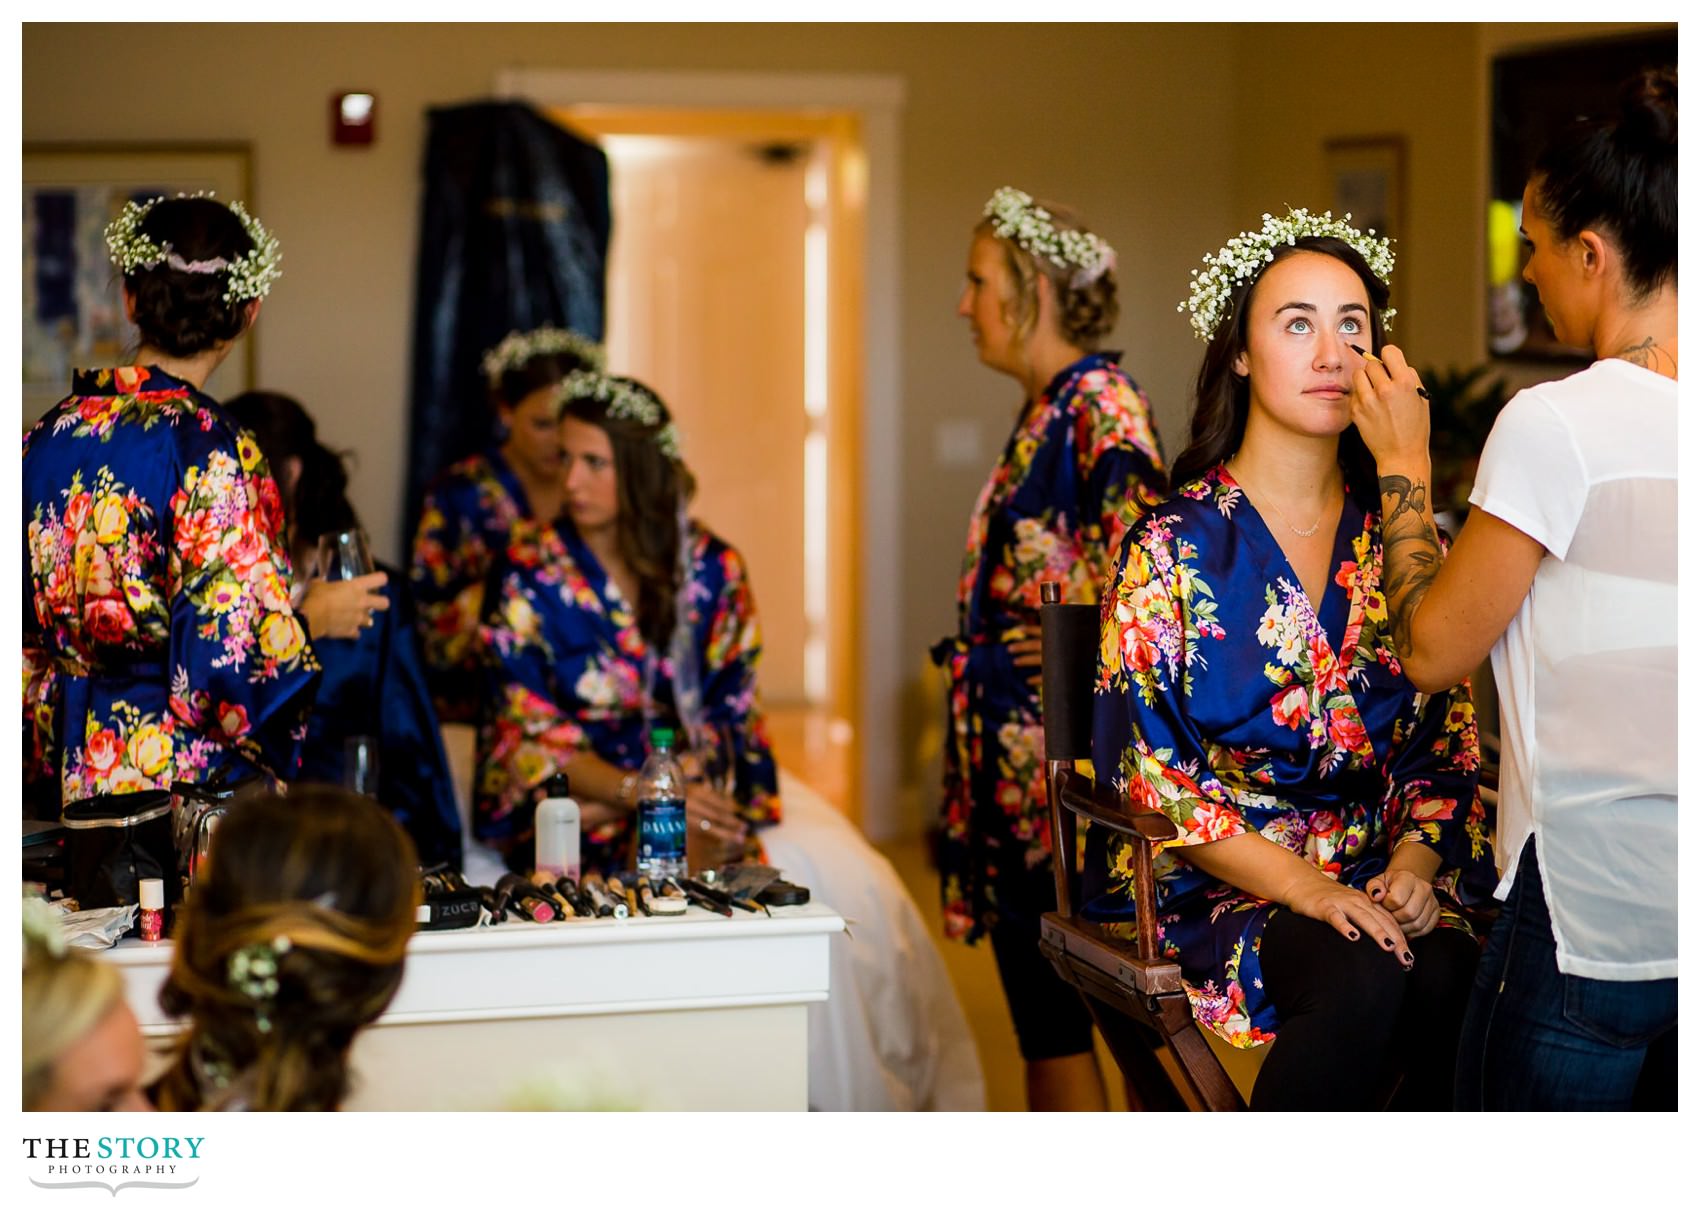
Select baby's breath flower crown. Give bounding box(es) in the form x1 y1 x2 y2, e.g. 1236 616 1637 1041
1180 208 1396 343
481 327 607 386
558 370 682 462
983 187 1117 289
103 191 282 305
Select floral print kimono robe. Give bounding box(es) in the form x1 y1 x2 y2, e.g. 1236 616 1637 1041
409 448 534 723
22 366 321 807
1085 465 1495 1048
474 518 781 868
934 352 1166 942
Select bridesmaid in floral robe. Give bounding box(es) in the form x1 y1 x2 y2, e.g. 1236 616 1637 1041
409 328 603 723
19 196 370 810
475 372 775 871
933 189 1165 1110
1085 212 1495 1109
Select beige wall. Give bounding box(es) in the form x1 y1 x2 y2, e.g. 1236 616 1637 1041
22 21 1663 834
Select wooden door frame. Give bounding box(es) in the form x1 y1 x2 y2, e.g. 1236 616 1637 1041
495 68 905 839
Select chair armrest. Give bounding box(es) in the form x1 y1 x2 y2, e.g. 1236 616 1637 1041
1055 768 1179 843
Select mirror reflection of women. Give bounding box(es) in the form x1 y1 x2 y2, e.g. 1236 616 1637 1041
475 373 775 872
1353 68 1677 1110
21 196 355 813
1087 211 1494 1110
410 328 605 722
934 189 1166 1111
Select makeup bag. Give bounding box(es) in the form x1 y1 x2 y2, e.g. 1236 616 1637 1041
60 789 177 915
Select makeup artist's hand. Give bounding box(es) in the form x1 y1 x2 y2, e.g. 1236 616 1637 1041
1006 626 1043 690
1350 342 1431 467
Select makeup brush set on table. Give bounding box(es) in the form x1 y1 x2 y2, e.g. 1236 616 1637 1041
416 863 810 930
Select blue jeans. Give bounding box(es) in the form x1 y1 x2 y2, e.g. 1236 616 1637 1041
1455 836 1678 1110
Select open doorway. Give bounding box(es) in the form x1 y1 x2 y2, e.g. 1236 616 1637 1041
553 105 863 821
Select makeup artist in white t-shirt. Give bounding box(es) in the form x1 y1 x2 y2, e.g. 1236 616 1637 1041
1347 66 1677 1111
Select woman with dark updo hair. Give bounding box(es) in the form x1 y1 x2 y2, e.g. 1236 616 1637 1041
1352 67 1677 1110
474 372 777 872
410 327 605 722
151 786 420 1111
933 187 1165 1110
21 195 385 814
225 391 463 868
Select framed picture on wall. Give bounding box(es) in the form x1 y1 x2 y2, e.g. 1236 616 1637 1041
1324 135 1406 247
22 144 254 425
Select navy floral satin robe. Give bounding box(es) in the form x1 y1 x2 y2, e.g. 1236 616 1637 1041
409 448 533 722
934 352 1166 942
1084 465 1495 1047
474 518 781 869
22 366 320 806
296 567 464 868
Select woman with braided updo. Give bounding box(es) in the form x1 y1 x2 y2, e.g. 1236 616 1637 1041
151 787 420 1111
932 187 1166 1110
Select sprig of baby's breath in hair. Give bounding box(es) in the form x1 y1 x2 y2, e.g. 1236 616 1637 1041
21 895 67 960
558 370 682 461
481 327 607 385
103 192 282 305
983 186 1117 289
227 935 292 1035
1180 208 1396 342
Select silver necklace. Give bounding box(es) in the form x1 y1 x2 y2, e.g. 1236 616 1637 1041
1230 462 1330 539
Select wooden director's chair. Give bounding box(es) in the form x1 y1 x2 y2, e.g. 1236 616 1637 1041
1034 581 1246 1111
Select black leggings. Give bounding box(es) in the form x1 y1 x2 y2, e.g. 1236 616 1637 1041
1251 911 1480 1110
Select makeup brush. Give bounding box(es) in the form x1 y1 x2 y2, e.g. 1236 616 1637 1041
1348 344 1430 400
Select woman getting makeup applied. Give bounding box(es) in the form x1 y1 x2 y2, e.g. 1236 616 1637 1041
1352 67 1677 1111
474 371 778 874
934 188 1166 1111
1084 210 1494 1110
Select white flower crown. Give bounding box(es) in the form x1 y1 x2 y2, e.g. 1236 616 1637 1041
983 187 1117 290
103 191 282 305
481 327 607 386
1180 208 1396 342
557 370 682 461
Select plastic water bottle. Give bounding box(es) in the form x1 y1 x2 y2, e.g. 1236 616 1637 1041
635 727 688 880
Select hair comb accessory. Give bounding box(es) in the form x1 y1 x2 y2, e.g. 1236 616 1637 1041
481 327 607 385
557 370 683 460
103 192 282 304
1180 207 1396 342
983 186 1116 287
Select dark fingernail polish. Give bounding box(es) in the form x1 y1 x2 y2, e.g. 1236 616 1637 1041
1384 937 1395 947
1347 929 1359 940
1402 951 1414 964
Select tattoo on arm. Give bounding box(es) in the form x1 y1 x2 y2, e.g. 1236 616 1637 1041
1378 475 1442 657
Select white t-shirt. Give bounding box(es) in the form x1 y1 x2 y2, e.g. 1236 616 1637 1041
1469 358 1677 981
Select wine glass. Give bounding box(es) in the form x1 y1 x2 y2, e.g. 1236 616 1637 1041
315 528 374 582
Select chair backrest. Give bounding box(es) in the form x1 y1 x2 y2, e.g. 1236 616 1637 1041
1039 584 1099 764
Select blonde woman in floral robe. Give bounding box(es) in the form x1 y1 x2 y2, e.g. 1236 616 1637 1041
935 189 1166 1110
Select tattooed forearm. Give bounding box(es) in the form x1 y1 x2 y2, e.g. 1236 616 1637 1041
1378 475 1443 657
